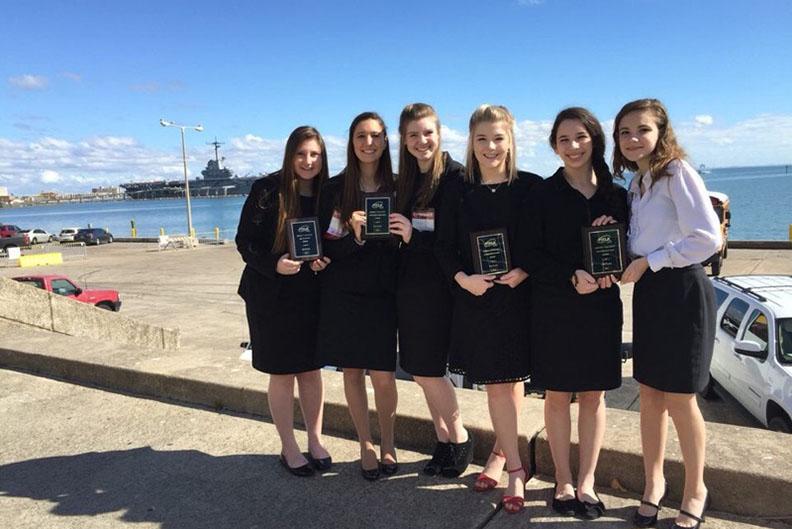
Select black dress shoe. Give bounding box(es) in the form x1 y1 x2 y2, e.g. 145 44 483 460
551 483 580 516
633 481 668 527
279 454 315 477
423 441 452 476
442 433 474 478
306 452 332 472
577 496 606 520
379 460 399 476
361 464 381 481
671 494 710 529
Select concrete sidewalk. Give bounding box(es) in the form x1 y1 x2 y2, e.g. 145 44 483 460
2 370 788 529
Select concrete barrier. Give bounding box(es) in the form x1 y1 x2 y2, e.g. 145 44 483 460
729 240 792 250
18 252 63 267
0 277 179 350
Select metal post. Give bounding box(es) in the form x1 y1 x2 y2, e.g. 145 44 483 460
180 127 194 237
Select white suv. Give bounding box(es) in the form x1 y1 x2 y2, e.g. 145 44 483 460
708 275 792 433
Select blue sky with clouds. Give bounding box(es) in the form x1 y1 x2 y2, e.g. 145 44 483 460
2 0 792 194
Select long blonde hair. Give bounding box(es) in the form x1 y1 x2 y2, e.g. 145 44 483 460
396 103 445 213
465 104 518 184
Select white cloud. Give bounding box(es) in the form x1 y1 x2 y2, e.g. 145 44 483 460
1 112 791 195
8 74 48 90
517 0 544 5
40 170 61 183
61 72 82 82
695 114 714 126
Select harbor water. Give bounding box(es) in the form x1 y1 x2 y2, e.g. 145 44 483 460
1 165 790 240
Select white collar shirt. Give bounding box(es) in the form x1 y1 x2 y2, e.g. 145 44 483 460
628 159 722 272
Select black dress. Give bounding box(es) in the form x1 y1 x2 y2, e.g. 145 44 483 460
523 169 628 392
397 155 464 377
236 173 321 375
435 171 541 385
316 171 398 371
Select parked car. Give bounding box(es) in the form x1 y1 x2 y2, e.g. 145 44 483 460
706 275 792 433
702 191 730 276
19 228 54 244
12 274 122 311
0 232 30 255
0 224 23 238
74 228 113 245
58 227 81 242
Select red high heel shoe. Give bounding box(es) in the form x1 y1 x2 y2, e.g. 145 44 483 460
474 450 505 492
502 467 526 514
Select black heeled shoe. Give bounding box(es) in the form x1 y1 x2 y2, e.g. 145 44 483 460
576 491 606 520
306 452 332 472
671 493 711 529
279 454 315 477
379 459 399 476
441 432 474 478
423 441 452 476
360 463 381 481
633 481 668 527
551 482 580 516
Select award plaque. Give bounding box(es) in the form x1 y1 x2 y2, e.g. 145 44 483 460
581 223 627 277
362 193 392 239
286 217 322 261
470 228 511 276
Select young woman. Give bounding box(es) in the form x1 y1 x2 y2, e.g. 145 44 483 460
523 107 628 519
435 104 541 513
317 111 399 481
236 126 332 477
394 103 473 477
615 99 721 529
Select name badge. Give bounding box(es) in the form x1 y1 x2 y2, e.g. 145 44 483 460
411 208 435 232
324 209 348 240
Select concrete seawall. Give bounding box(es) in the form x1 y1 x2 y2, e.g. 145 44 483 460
1 319 790 518
0 277 179 350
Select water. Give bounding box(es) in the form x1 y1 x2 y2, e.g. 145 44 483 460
2 165 791 240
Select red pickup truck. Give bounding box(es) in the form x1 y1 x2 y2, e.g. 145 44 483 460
12 274 122 311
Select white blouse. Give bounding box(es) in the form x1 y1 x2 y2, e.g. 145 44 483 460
628 159 722 272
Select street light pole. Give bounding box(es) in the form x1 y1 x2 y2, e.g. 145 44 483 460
160 119 203 237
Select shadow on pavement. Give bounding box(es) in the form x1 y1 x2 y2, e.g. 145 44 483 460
0 447 494 529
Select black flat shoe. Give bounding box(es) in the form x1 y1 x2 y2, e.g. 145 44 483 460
441 432 474 478
423 441 452 476
551 483 580 516
633 481 668 528
306 452 332 472
379 460 399 476
672 494 711 529
361 464 381 481
577 497 606 520
279 454 314 477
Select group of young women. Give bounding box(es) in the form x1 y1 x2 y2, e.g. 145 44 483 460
235 98 721 529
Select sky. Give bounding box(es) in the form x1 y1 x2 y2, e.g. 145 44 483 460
2 0 792 195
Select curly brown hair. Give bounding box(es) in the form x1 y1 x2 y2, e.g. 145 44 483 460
612 98 687 185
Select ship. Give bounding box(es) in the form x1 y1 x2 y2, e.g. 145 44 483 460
120 139 262 199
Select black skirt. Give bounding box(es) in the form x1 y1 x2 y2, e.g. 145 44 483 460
397 281 452 377
448 283 531 385
246 269 322 375
317 287 397 372
632 264 716 393
531 287 623 392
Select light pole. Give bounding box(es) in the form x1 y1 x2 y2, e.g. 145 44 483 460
160 119 203 237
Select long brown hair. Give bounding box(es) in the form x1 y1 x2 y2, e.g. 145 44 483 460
340 111 394 223
612 98 687 185
271 126 329 253
549 106 621 188
396 103 445 213
465 104 518 184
